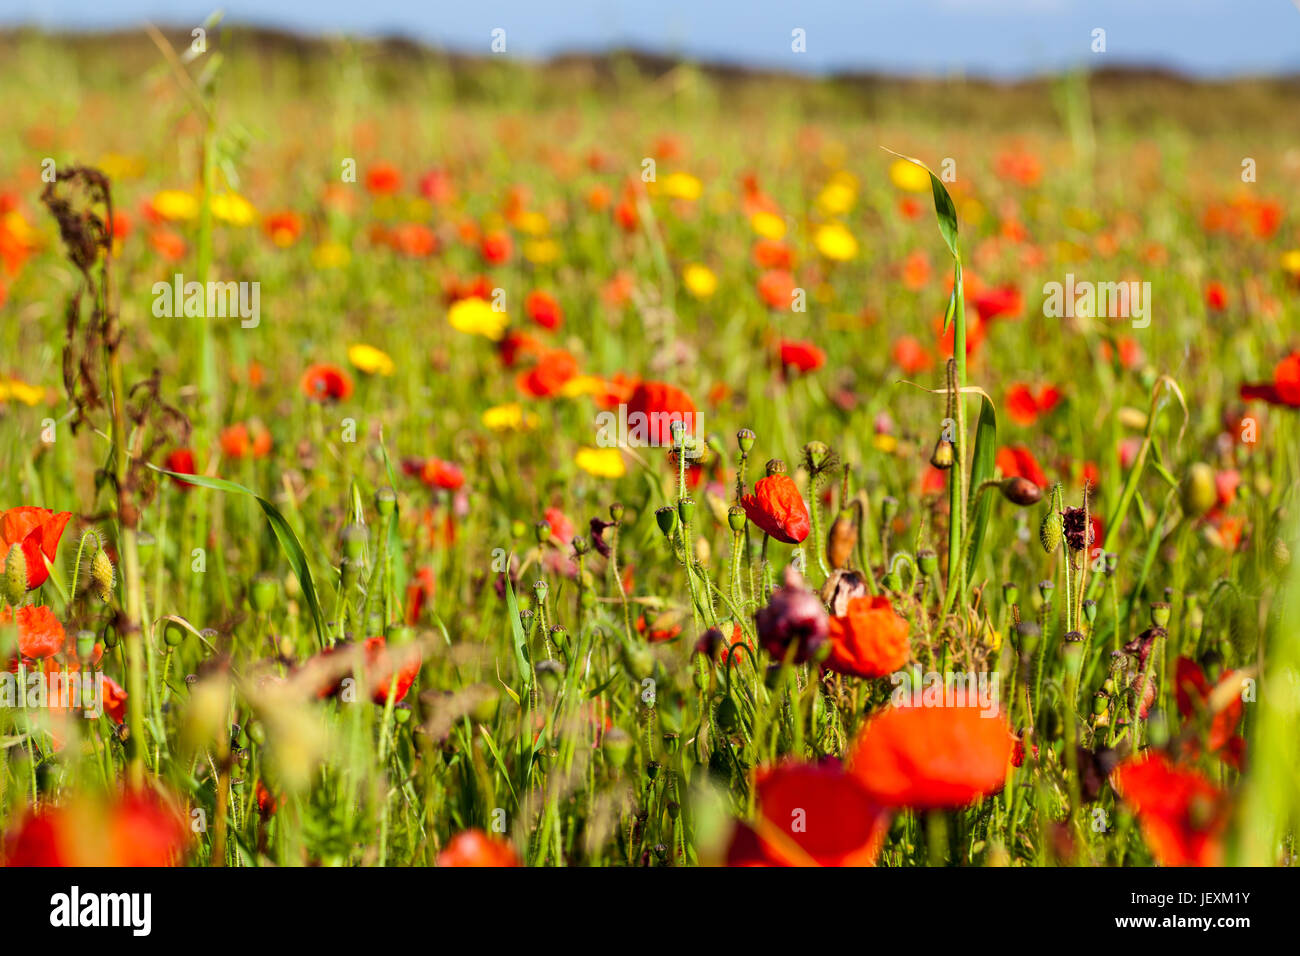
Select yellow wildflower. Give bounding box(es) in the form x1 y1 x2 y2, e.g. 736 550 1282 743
347 344 395 376
683 263 718 299
449 297 508 341
814 222 858 261
888 159 931 193
575 447 626 479
482 403 539 432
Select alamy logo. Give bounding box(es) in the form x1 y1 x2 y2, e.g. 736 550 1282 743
891 670 1001 718
50 886 151 936
594 404 703 457
152 274 260 328
1042 273 1150 328
1 669 106 718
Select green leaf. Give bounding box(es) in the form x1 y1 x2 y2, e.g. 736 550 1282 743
882 148 959 261
964 394 998 588
504 570 531 689
151 466 328 645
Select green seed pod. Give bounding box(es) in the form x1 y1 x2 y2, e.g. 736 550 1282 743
247 719 266 746
549 624 569 651
1180 462 1218 517
532 580 549 605
102 623 120 649
1149 602 1171 628
1038 579 1055 604
163 620 186 647
1082 598 1098 624
655 506 678 537
394 703 412 724
571 534 590 556
727 505 747 533
677 496 696 526
736 428 756 456
609 502 625 523
341 523 368 561
90 548 115 603
374 486 397 518
340 557 361 590
535 520 553 545
1039 508 1063 554
76 629 96 660
602 727 633 769
765 458 787 477
250 573 278 613
1092 692 1109 716
1002 581 1020 606
3 545 27 604
917 549 938 577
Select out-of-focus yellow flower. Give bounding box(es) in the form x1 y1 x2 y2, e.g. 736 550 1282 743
523 238 560 264
661 172 703 201
209 192 256 226
959 198 985 227
0 379 47 406
750 210 786 240
482 403 539 432
560 375 608 399
814 222 858 261
312 241 351 269
888 159 931 193
98 153 146 181
575 446 626 478
683 263 718 298
987 628 1002 653
513 210 549 236
347 343 394 376
449 297 508 341
152 189 199 222
1281 249 1300 276
872 433 898 454
816 171 858 215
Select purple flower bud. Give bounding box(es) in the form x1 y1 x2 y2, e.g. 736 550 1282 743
755 567 828 664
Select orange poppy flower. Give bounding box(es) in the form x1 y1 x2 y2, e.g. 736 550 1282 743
757 268 796 309
300 363 354 402
752 239 793 270
418 167 455 204
1174 657 1245 769
219 421 272 460
391 222 438 258
849 704 1013 809
824 595 910 679
148 229 187 262
741 475 810 544
262 210 303 247
479 231 512 265
402 457 465 492
0 604 65 659
0 507 72 591
1240 351 1300 407
892 335 933 374
437 829 520 867
1111 752 1227 866
727 762 890 867
516 348 579 398
1204 281 1228 311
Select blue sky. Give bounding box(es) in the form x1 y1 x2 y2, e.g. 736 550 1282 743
2 0 1298 78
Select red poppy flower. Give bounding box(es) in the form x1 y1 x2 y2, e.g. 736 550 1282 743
726 762 890 867
437 829 520 867
404 566 437 626
1005 384 1063 426
636 614 682 643
525 290 563 330
1111 752 1227 866
102 674 127 724
479 231 513 265
972 284 1023 322
418 167 455 205
359 636 422 704
778 339 825 374
996 444 1048 489
300 363 354 402
403 457 465 492
0 604 65 659
163 448 198 491
901 250 931 291
0 507 71 591
741 475 811 545
1174 657 1245 768
3 788 187 866
391 222 438 258
365 162 402 196
497 329 541 368
1204 281 1228 311
1100 336 1143 369
752 239 793 270
849 704 1013 809
1240 352 1300 407
148 229 187 262
625 381 697 448
824 595 910 679
516 348 579 398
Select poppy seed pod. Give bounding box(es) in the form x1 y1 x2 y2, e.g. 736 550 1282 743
250 573 277 613
341 523 368 561
677 496 696 525
1180 462 1218 517
765 458 787 477
90 548 115 603
803 441 831 472
602 727 632 768
1039 508 1063 554
374 486 397 517
571 535 590 556
727 504 747 533
917 549 938 577
1003 582 1020 605
1038 579 1054 603
737 428 756 456
1000 476 1042 506
655 505 679 537
1082 598 1098 623
532 580 549 604
609 502 625 523
535 520 553 545
930 437 955 470
1149 601 1171 628
826 508 857 569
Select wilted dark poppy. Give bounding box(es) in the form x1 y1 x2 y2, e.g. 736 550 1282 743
754 568 827 664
